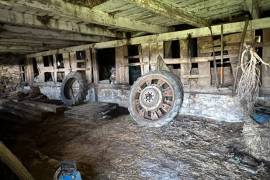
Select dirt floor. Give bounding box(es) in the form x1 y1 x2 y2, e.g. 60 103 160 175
1 103 270 180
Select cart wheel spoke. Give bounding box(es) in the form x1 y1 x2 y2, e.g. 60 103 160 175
161 103 171 112
163 88 173 97
151 111 159 120
156 79 165 87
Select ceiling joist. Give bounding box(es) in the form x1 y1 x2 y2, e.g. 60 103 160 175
0 8 120 38
126 0 209 27
0 24 112 42
0 0 171 33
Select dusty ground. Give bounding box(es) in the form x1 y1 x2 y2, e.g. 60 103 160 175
1 103 270 180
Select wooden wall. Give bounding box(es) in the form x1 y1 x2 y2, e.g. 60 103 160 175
24 29 270 95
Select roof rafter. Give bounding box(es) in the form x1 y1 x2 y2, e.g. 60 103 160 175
126 0 209 27
0 0 171 33
0 24 112 42
0 8 120 38
0 38 84 46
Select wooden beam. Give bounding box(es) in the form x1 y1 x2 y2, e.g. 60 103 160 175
0 45 48 53
64 0 109 8
0 0 170 33
245 0 260 19
27 17 270 58
92 17 270 49
0 8 119 38
0 41 80 50
0 38 84 46
126 0 208 27
0 24 112 42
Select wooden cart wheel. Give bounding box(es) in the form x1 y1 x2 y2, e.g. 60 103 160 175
128 70 184 127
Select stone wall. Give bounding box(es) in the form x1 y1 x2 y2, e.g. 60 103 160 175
94 85 244 122
0 57 22 97
96 84 130 107
180 93 244 122
37 82 244 122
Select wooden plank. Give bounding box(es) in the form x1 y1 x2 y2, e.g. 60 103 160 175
141 43 150 74
0 24 111 42
0 0 170 33
25 58 34 84
199 45 240 54
115 46 129 84
20 100 65 114
126 0 208 27
69 51 77 70
164 55 238 64
92 49 99 84
182 74 209 78
85 48 92 83
261 28 270 94
198 62 211 87
0 38 84 47
149 42 163 70
180 39 188 58
0 8 119 38
92 17 270 49
62 52 71 76
27 17 270 58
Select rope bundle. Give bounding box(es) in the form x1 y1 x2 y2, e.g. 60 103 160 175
237 45 270 114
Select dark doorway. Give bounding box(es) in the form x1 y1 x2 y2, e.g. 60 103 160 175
97 48 115 81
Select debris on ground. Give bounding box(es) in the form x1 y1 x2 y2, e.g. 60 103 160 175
0 103 269 179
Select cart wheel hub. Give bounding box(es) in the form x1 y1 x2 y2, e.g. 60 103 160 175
139 86 162 111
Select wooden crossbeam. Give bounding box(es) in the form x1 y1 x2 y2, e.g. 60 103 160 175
245 0 260 19
27 17 270 58
0 0 170 33
0 39 84 47
0 24 112 42
0 45 49 53
126 0 209 27
91 17 270 49
0 8 120 38
0 38 84 46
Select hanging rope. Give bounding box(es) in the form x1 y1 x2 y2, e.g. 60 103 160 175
237 44 270 114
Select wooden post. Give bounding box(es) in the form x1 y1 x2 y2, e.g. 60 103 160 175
85 48 92 83
25 58 34 84
141 43 150 74
62 52 71 76
69 51 77 71
91 48 99 84
220 24 224 86
0 141 34 180
261 28 270 94
52 54 57 82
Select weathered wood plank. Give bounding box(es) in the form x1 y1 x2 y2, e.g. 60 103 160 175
91 17 270 49
115 46 129 84
27 18 270 58
126 0 208 27
0 0 170 33
92 49 99 84
0 24 112 42
0 8 120 38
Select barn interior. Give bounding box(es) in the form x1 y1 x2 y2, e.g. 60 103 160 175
1 0 270 179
